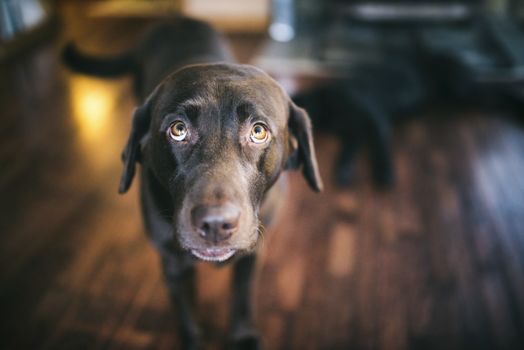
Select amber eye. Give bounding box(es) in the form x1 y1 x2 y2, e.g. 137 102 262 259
168 121 188 141
250 123 269 143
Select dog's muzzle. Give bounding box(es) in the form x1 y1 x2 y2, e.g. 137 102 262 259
189 203 241 262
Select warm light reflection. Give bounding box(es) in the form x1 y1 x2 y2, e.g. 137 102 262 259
68 74 132 175
70 76 116 142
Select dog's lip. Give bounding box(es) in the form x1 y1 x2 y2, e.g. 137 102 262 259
190 247 236 262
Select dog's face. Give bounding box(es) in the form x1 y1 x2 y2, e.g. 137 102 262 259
119 63 322 262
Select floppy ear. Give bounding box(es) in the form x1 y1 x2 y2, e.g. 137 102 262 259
118 101 151 194
286 101 323 192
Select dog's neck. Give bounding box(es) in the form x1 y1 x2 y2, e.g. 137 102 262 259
259 174 288 229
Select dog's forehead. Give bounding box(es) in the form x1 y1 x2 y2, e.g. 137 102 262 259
154 63 289 124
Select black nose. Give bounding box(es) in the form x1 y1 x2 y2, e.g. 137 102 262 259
191 204 240 243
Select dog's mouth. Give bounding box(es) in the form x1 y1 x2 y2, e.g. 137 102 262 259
190 247 236 262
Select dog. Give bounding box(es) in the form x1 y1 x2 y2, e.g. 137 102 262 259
63 17 322 349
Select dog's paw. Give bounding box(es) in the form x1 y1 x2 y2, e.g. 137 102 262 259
181 337 202 350
231 336 261 350
230 329 262 350
372 161 395 189
180 331 203 350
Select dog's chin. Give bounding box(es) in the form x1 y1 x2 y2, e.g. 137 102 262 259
190 247 237 262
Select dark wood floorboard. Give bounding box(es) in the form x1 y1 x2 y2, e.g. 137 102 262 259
1 6 524 350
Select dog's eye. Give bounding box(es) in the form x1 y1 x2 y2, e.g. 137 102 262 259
250 123 268 143
168 121 188 141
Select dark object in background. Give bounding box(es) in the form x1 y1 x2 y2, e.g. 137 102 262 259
293 54 427 188
293 13 524 188
419 16 524 106
63 16 322 350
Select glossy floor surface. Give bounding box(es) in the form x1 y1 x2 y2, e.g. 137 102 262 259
1 6 524 350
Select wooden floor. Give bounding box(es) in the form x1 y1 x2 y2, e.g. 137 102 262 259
1 6 524 350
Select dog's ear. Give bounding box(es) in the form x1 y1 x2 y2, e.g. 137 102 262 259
286 101 323 192
118 101 151 194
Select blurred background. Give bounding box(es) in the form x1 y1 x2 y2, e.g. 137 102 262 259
1 0 524 349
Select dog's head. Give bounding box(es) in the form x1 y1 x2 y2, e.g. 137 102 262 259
119 63 322 262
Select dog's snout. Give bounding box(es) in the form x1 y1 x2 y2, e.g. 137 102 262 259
191 204 240 242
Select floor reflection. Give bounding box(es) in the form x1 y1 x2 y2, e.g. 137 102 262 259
68 74 133 176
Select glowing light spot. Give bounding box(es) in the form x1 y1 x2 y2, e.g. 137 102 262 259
68 75 131 174
70 76 115 142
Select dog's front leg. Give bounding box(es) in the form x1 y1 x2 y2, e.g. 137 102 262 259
161 255 201 350
230 253 261 350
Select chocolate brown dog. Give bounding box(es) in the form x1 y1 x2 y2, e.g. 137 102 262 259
63 17 322 349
